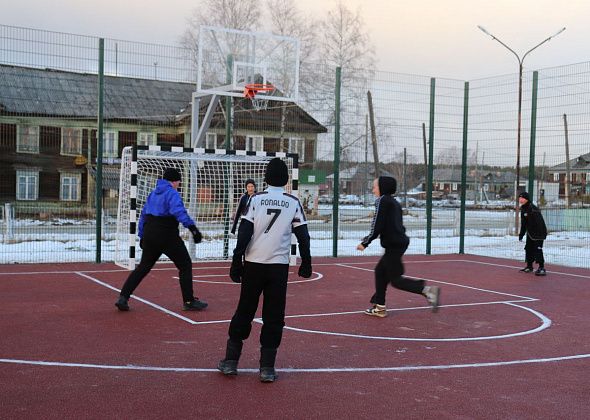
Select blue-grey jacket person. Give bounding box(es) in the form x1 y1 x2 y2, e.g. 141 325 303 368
115 168 208 311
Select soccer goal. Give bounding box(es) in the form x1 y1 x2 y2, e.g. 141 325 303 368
115 145 299 269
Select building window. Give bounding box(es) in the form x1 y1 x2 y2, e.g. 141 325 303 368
288 137 305 162
61 127 82 156
17 126 39 154
60 173 81 201
103 130 118 157
138 132 156 146
245 135 263 152
553 173 560 181
16 170 39 200
205 132 218 149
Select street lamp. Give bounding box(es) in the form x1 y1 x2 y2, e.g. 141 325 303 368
477 25 565 232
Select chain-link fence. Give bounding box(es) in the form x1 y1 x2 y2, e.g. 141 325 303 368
1 25 589 268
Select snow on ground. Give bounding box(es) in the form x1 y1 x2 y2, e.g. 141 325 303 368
1 229 588 269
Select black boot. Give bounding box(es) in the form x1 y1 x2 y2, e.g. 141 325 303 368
217 339 242 376
115 295 129 311
259 348 278 383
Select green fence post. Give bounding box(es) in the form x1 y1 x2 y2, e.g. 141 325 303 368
332 67 341 258
460 81 469 254
426 78 435 255
528 71 539 201
95 38 104 264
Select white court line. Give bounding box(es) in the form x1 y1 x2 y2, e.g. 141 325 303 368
1 352 588 373
75 272 197 325
182 271 324 285
339 263 538 300
0 258 587 278
190 299 538 326
283 302 551 342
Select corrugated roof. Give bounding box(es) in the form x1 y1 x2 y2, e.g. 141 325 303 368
0 64 198 123
0 64 327 134
549 152 590 171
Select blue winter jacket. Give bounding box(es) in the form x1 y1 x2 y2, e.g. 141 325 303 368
138 179 196 238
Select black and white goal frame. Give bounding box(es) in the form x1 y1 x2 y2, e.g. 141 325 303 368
120 144 300 269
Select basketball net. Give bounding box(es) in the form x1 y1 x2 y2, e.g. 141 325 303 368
244 83 275 111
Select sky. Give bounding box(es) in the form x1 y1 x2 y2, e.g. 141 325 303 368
2 0 589 80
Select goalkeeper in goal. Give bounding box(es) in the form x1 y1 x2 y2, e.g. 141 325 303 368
115 168 208 312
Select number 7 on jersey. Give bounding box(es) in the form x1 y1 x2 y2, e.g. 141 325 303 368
265 209 282 233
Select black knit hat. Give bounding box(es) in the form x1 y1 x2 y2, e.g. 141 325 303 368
378 176 397 196
163 168 181 182
518 191 530 201
264 158 289 187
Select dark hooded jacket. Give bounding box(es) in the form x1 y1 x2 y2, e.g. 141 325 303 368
361 176 409 251
519 201 547 241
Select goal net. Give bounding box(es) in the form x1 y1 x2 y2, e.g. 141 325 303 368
115 145 298 269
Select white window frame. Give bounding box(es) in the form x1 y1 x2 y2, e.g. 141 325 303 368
16 170 39 201
60 172 82 201
288 137 305 162
61 127 83 156
103 130 118 157
553 173 560 181
452 183 458 191
205 132 218 149
17 125 40 154
245 135 264 152
138 132 157 146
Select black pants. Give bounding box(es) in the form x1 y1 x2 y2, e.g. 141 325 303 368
228 262 289 350
370 249 425 306
524 236 545 267
120 227 194 302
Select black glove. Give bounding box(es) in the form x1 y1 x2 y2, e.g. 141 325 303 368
230 255 244 283
139 238 144 249
188 225 202 244
298 259 312 278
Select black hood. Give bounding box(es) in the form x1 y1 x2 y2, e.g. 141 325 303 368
378 176 397 196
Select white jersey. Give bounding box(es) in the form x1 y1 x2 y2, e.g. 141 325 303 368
242 186 307 264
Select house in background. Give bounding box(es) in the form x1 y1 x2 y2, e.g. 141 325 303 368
428 168 516 199
326 163 395 199
0 64 326 214
549 152 590 197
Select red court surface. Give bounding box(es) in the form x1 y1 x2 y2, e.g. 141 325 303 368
1 254 589 419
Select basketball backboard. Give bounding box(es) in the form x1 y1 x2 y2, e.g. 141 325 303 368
196 26 300 102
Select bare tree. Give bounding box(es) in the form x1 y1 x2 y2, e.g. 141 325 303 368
179 0 263 62
266 0 318 65
265 0 319 149
310 1 376 163
318 1 375 70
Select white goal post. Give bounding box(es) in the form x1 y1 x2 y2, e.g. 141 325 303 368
115 145 299 270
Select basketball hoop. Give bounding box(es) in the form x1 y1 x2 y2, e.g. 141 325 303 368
244 83 275 111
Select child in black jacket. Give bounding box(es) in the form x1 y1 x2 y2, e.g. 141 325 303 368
518 191 548 276
357 176 440 317
231 179 256 235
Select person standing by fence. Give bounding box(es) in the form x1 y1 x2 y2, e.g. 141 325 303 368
518 191 548 276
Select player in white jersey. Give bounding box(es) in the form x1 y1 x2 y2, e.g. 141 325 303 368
217 158 312 383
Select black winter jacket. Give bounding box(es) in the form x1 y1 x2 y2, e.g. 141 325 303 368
231 193 251 234
519 202 547 241
361 195 409 251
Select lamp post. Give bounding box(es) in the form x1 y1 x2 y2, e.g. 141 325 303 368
477 25 565 232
